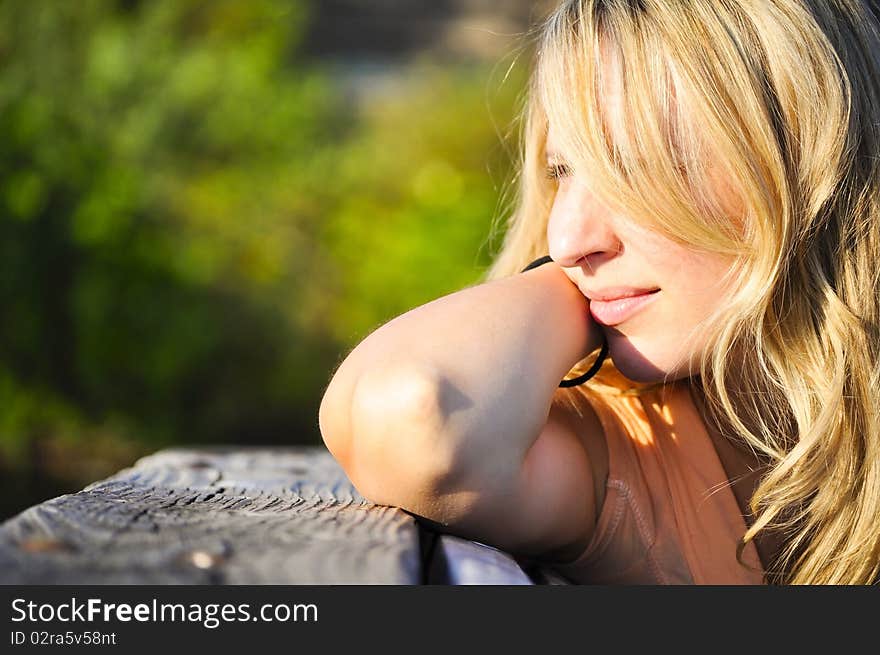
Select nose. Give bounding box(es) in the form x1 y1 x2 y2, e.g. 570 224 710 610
546 180 623 270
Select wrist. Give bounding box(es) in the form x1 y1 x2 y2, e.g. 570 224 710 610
523 259 606 372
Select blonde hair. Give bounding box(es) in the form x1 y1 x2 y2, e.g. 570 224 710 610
483 0 880 584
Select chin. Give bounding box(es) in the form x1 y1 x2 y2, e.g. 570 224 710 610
607 337 692 384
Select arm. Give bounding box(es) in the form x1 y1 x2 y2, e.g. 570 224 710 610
318 262 606 557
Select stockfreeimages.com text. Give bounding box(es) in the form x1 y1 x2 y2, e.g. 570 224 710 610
11 597 318 630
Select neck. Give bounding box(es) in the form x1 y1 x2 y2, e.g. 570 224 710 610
688 374 774 453
688 374 789 580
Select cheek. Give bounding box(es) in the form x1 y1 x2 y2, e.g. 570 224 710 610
664 271 732 329
656 255 735 355
643 250 734 343
657 237 737 290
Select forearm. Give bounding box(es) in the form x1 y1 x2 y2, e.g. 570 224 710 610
320 262 602 482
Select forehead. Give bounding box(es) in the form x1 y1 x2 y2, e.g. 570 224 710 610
546 40 624 155
545 39 684 159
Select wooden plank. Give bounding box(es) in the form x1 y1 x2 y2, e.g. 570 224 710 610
0 446 423 584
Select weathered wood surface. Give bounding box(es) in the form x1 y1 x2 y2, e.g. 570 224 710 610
0 447 419 584
0 446 574 585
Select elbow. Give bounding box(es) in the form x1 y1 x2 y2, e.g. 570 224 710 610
338 364 462 509
318 374 354 469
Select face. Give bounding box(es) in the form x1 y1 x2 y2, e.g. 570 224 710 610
545 47 745 383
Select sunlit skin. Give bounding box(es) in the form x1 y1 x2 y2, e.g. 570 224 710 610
545 46 747 383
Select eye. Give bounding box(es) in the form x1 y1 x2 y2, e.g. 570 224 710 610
546 163 573 180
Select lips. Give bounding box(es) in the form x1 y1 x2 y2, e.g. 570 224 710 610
589 289 660 326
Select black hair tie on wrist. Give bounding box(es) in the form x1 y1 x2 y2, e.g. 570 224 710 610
521 254 609 387
521 254 555 272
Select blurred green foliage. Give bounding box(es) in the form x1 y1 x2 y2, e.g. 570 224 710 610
0 0 526 514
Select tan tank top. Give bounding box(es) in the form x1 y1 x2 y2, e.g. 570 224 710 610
544 379 765 584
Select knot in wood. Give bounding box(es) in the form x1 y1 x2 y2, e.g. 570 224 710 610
183 549 224 569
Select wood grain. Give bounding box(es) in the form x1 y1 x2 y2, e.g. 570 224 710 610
0 446 422 584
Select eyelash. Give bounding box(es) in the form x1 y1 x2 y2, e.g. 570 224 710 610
546 163 573 180
546 162 690 185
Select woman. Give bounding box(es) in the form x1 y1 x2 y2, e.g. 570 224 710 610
319 0 880 584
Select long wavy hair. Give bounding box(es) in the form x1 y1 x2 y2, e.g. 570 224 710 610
483 0 880 584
